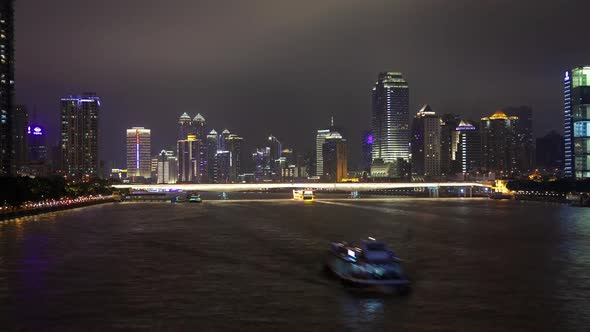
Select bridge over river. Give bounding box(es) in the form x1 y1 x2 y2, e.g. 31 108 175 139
113 182 489 194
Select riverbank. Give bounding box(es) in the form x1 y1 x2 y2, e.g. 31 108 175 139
0 195 120 221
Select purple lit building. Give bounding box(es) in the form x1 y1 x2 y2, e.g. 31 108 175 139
361 130 372 172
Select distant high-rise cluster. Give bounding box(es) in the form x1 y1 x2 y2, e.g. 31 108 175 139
361 71 538 181
0 0 576 185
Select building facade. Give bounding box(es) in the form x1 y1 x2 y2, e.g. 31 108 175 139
177 135 200 183
322 131 348 182
410 105 441 177
178 112 192 141
454 120 481 175
315 128 330 177
536 131 564 174
481 111 519 176
157 150 178 184
361 130 373 173
0 0 14 176
60 94 100 178
503 106 534 172
27 124 47 162
126 127 151 179
371 72 409 177
13 105 27 170
564 66 590 179
226 134 243 183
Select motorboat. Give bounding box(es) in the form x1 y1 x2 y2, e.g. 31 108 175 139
293 189 315 201
188 193 202 203
489 192 513 200
325 238 410 294
171 196 186 203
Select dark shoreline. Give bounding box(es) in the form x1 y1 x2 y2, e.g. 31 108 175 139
0 197 119 221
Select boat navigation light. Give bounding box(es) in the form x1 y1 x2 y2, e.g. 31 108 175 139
368 237 376 241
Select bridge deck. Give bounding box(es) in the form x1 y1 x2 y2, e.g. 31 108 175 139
113 182 488 192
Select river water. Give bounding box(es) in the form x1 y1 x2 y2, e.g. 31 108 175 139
1 198 590 331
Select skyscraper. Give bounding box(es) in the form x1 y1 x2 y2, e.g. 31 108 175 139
219 129 231 151
564 66 590 179
157 150 178 184
193 113 207 180
226 134 243 183
126 127 151 179
322 130 348 182
410 105 441 177
177 135 200 183
267 134 282 180
60 94 100 178
315 128 330 177
178 112 192 141
13 105 27 171
206 129 218 183
440 114 461 176
27 124 47 162
454 120 481 175
214 150 231 183
0 0 14 176
361 130 373 173
481 110 519 176
536 131 564 174
371 72 409 178
503 106 534 172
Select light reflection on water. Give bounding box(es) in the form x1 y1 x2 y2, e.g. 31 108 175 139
0 199 589 330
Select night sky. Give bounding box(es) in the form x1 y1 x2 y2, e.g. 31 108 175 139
14 0 590 168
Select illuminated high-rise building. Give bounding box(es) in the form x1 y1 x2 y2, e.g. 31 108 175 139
178 112 192 141
206 129 218 183
371 72 409 170
361 130 373 173
564 66 590 178
214 150 231 183
27 124 47 162
193 113 206 138
157 150 178 184
13 105 27 170
177 135 201 183
0 0 14 175
322 130 348 182
226 134 243 182
219 129 231 150
315 128 330 177
126 127 151 179
454 120 481 175
410 105 441 177
440 114 461 176
481 110 519 175
193 113 208 180
60 94 100 178
503 106 534 172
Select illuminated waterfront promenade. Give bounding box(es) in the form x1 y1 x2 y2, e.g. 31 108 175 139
112 182 488 192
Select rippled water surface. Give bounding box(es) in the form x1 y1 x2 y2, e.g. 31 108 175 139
2 198 590 331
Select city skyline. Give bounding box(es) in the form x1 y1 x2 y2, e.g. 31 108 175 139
13 0 590 167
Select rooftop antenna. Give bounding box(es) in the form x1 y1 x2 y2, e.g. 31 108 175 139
330 116 334 128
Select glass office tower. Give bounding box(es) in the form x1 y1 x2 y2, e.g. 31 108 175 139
565 66 590 179
371 72 409 163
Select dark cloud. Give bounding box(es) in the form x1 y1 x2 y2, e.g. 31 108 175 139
15 0 590 167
